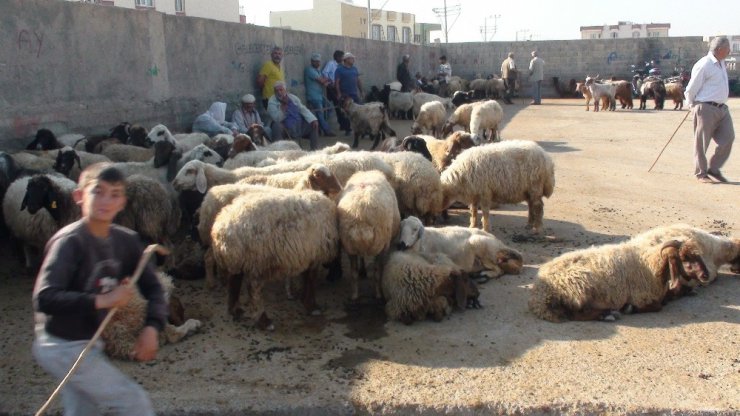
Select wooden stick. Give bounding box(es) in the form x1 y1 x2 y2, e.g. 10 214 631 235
35 244 168 416
648 109 691 172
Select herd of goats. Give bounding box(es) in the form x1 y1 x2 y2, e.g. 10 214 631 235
1 76 738 358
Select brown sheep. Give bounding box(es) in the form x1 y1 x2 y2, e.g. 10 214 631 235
611 80 634 109
664 82 685 110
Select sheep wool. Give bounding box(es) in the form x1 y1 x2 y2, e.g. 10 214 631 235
377 152 443 224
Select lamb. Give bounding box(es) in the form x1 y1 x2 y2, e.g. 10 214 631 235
664 82 685 110
584 76 616 112
528 239 710 322
341 97 396 149
412 92 452 119
441 102 477 136
420 131 476 173
441 140 555 234
337 170 400 302
629 224 740 283
211 187 339 330
411 101 447 138
396 215 523 281
101 271 202 360
375 152 443 225
382 251 478 324
2 174 80 267
469 100 504 143
388 90 414 120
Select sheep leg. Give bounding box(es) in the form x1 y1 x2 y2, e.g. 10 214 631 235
284 276 294 300
23 244 34 269
163 319 202 344
351 132 360 149
227 273 245 320
349 255 360 301
248 279 273 331
301 267 321 316
468 203 479 228
569 307 612 321
204 248 217 290
630 301 664 314
527 196 545 234
480 204 491 233
371 133 381 150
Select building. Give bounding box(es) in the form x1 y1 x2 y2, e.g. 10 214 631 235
270 0 435 44
580 21 670 40
70 0 240 23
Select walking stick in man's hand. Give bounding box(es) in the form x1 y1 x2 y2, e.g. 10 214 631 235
648 109 691 172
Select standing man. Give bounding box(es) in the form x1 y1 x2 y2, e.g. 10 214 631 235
684 36 734 183
267 81 319 150
304 53 335 137
501 52 517 104
396 55 415 92
437 55 452 96
334 52 363 135
528 51 544 105
256 46 285 109
323 50 351 136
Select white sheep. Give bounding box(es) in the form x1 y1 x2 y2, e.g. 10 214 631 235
211 188 339 330
441 102 477 136
441 140 555 234
376 152 444 225
101 144 155 162
585 76 616 112
629 224 740 284
2 174 80 268
223 142 349 170
412 101 447 138
388 91 414 120
469 100 504 144
337 170 401 302
10 152 57 173
341 98 396 149
485 77 505 99
382 251 478 324
146 124 209 152
396 216 523 281
102 271 202 360
529 238 710 322
412 92 452 119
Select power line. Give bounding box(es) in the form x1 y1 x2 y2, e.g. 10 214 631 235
431 1 461 43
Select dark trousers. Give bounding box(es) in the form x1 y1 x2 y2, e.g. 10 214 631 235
327 84 351 132
504 78 516 102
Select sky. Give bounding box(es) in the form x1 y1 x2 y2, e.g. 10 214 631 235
239 0 739 42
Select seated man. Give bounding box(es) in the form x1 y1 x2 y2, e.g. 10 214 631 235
192 102 238 136
267 81 319 150
231 93 272 138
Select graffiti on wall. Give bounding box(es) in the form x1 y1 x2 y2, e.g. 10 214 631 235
17 29 44 58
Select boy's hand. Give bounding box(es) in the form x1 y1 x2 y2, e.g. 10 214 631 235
131 326 159 361
95 278 135 310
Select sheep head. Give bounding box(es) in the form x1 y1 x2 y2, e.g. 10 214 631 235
109 122 132 143
307 164 342 200
397 216 424 251
153 140 177 168
21 175 62 221
128 125 149 147
496 248 524 275
27 129 61 151
660 239 710 290
173 160 208 193
410 123 423 135
146 124 175 147
400 136 433 162
245 125 267 147
228 134 256 159
54 147 81 177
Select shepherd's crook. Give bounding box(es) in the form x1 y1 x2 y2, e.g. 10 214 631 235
648 109 691 172
35 244 170 416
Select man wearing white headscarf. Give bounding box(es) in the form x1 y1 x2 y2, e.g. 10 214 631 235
192 102 238 136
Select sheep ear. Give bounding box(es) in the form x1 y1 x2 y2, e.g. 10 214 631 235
195 167 207 194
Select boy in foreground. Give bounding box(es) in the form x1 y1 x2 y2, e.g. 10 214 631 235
32 163 167 415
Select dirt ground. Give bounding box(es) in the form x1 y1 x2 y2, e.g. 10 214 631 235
1 98 739 415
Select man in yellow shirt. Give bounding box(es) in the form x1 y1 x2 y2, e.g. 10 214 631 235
257 46 285 109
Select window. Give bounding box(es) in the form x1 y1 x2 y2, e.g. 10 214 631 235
371 24 381 40
387 25 397 42
733 43 740 53
632 31 640 38
135 0 153 6
175 0 183 12
402 27 411 44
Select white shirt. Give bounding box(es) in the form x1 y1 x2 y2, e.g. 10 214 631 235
322 60 339 82
684 51 729 107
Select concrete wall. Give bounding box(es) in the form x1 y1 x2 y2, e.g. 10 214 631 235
0 0 708 149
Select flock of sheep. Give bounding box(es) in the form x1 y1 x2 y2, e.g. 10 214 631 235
578 75 686 112
1 83 739 359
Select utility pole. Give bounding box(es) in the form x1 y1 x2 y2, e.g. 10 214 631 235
367 0 371 39
480 14 501 41
432 1 461 43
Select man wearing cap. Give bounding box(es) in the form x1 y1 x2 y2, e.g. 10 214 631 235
267 81 319 150
256 46 285 109
334 52 363 135
322 50 351 135
397 55 415 92
528 51 544 105
232 93 272 138
304 53 336 137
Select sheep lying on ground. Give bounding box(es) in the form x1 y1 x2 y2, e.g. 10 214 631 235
529 239 709 322
629 224 740 283
377 152 443 225
420 131 476 173
3 174 80 267
211 187 339 330
342 97 396 149
102 272 202 359
441 140 555 234
382 251 479 324
664 82 685 110
469 100 504 143
397 216 523 281
412 101 447 138
337 170 400 302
